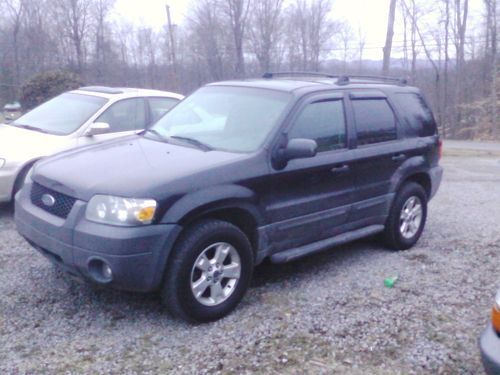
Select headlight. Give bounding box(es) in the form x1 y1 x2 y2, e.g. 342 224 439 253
0 159 5 169
86 195 157 226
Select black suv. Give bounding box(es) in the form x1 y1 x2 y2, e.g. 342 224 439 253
15 73 443 322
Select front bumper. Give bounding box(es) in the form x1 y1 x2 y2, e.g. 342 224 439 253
15 181 182 292
0 165 19 202
480 324 500 375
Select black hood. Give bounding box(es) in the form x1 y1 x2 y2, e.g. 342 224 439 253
33 135 247 201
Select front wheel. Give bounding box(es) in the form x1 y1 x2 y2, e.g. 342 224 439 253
383 182 428 250
161 219 254 323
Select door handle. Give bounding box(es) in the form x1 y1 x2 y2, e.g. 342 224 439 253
330 164 350 174
392 154 406 162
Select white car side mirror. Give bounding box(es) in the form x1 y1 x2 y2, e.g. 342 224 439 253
84 122 111 136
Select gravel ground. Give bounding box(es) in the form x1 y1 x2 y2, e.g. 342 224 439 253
1 147 500 374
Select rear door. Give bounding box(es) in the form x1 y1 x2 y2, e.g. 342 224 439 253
263 92 357 251
347 91 407 224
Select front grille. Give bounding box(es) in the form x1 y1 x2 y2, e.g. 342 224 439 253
31 182 76 219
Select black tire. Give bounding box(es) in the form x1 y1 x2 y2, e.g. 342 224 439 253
383 182 428 250
161 219 254 323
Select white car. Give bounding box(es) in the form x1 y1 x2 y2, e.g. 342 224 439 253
0 86 183 203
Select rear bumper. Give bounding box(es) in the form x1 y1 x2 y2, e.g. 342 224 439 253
480 324 500 375
429 165 443 200
15 181 182 292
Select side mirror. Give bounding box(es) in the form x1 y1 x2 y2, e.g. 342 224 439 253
84 122 110 136
274 138 317 169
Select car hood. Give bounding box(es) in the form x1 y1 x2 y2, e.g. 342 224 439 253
33 135 248 201
0 124 73 162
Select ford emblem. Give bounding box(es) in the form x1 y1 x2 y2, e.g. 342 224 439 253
41 194 56 207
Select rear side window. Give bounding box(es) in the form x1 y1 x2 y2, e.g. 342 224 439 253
352 99 397 145
148 97 180 124
392 93 437 137
288 99 346 152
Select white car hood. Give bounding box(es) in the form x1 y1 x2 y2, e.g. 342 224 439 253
0 124 75 162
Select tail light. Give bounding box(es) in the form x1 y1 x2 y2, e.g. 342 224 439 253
438 138 443 160
492 290 500 333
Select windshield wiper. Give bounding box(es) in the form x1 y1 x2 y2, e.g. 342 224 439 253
13 124 50 134
144 128 168 141
170 136 213 151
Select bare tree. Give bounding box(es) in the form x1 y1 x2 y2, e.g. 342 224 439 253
2 0 25 92
452 0 469 136
225 0 251 77
248 0 284 72
52 0 94 74
357 26 366 73
484 0 498 136
383 0 397 75
189 0 227 81
286 0 337 71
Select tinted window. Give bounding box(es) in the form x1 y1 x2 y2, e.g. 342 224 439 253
11 93 107 135
392 93 437 137
352 99 397 145
148 97 179 123
96 98 146 132
289 100 346 152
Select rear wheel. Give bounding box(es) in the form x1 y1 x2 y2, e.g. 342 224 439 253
161 219 253 323
383 182 428 250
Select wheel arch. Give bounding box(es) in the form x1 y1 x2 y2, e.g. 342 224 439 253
391 156 432 199
160 185 265 258
12 158 40 200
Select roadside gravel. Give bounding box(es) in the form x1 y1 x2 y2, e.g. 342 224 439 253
0 150 499 374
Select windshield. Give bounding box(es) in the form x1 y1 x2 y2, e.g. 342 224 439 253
149 86 291 153
11 93 107 135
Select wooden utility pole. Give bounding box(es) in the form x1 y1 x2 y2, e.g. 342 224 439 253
166 4 179 91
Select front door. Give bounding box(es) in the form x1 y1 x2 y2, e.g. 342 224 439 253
262 93 357 252
78 98 147 146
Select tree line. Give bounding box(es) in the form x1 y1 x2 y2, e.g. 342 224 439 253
0 0 498 139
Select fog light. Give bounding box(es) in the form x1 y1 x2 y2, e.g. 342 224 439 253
88 258 113 283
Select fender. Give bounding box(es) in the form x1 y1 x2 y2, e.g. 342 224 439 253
160 184 264 226
389 155 430 195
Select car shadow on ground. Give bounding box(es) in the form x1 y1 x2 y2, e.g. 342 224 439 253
0 202 13 218
51 237 387 319
0 202 388 321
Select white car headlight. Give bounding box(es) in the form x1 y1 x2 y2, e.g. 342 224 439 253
86 195 157 226
0 159 5 169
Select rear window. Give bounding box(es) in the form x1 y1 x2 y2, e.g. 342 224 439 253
352 99 397 145
392 93 437 137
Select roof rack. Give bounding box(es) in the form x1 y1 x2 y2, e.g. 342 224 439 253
336 75 408 86
78 86 125 94
262 72 407 86
262 71 338 79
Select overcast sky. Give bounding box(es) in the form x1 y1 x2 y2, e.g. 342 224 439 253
113 0 484 60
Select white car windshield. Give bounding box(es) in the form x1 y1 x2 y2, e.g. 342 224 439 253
11 93 108 135
149 86 291 153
